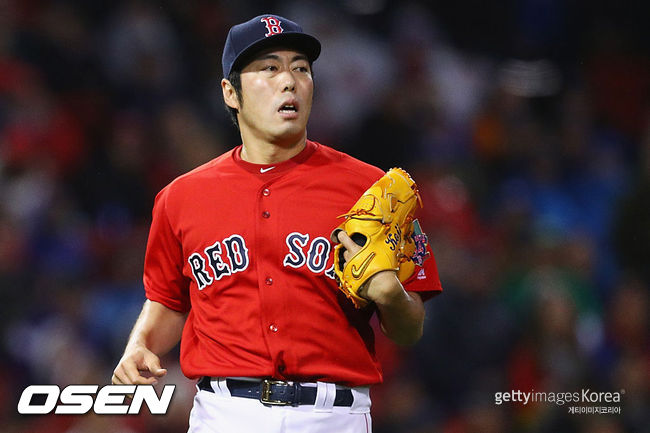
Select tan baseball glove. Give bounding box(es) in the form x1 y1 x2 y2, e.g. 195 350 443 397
330 167 428 308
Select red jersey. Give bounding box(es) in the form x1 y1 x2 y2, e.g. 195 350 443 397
143 140 442 387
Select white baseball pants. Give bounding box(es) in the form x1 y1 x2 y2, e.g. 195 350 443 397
187 378 372 433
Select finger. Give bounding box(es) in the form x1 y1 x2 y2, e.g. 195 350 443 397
337 231 360 253
115 357 162 385
331 228 343 244
132 371 159 385
120 359 144 384
124 359 157 385
112 373 124 385
145 354 168 379
113 364 136 385
139 376 160 385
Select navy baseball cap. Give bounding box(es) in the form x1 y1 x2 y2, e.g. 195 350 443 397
222 14 321 78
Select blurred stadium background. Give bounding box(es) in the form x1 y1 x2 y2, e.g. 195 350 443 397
1 1 648 432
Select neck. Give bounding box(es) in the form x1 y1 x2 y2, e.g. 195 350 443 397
239 132 307 165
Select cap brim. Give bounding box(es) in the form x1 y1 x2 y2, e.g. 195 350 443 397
230 32 321 75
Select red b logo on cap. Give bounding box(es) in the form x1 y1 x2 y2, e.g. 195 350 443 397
261 17 283 37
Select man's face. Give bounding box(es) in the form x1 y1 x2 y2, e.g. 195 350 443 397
235 48 313 145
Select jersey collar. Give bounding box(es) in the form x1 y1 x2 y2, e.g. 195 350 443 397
232 140 317 176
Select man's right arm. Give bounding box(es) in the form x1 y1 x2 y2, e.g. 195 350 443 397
112 299 187 385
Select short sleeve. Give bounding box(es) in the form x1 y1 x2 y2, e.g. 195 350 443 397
143 187 191 313
402 244 443 301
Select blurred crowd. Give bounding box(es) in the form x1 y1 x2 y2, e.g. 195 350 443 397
1 1 648 432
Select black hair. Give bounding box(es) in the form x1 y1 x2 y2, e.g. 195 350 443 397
225 69 242 129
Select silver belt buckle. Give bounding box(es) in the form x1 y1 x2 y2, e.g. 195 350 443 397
260 379 291 405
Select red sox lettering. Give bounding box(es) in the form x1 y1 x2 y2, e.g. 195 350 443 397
188 234 249 290
188 232 335 290
283 232 333 274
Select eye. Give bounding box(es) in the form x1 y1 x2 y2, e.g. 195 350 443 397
263 65 278 72
293 65 311 73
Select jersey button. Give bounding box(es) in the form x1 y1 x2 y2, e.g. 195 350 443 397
269 324 278 332
262 188 270 197
262 211 270 218
265 277 273 285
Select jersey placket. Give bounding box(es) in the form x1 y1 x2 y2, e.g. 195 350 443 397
254 179 290 378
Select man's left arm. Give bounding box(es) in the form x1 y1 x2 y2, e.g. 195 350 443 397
336 232 426 345
364 271 425 345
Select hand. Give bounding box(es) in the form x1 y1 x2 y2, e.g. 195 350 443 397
336 230 425 344
336 231 405 305
112 344 167 385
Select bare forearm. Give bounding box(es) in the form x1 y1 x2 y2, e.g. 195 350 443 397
113 300 186 385
126 300 186 356
376 291 424 345
367 273 425 345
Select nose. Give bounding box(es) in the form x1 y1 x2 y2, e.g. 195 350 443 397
281 70 296 92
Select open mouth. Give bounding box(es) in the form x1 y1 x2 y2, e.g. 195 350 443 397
278 104 298 113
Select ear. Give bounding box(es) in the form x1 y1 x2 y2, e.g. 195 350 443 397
221 78 240 110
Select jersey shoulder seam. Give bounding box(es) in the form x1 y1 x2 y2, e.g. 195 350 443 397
164 150 233 192
311 143 384 180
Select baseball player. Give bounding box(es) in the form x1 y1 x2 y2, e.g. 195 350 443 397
112 14 442 433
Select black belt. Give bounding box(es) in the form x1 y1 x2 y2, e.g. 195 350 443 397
198 377 354 407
